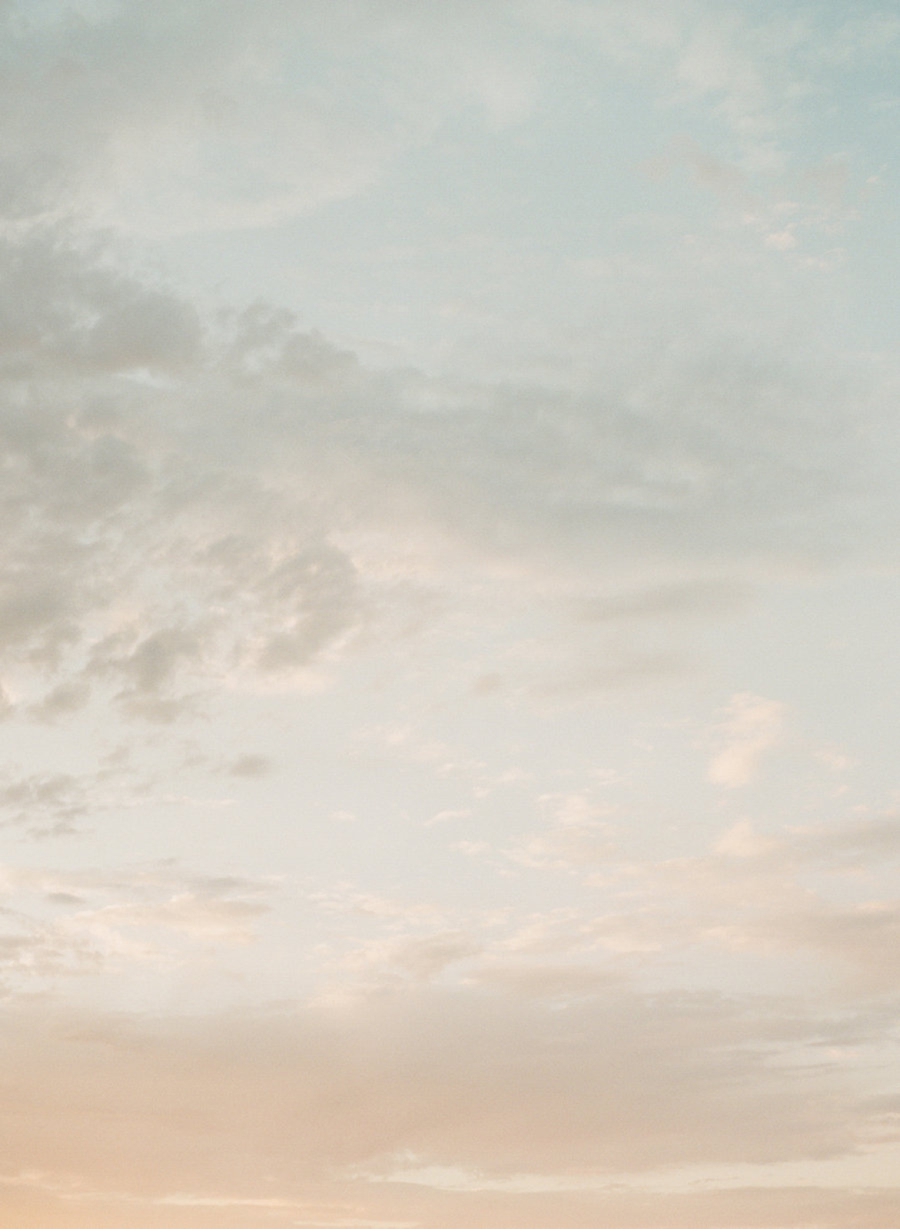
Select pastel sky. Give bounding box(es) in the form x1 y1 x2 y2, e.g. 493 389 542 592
2 2 900 1228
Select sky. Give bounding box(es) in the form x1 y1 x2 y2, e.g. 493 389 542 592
1 1 900 1227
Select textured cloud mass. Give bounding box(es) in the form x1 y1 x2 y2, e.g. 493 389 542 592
1 1 900 1228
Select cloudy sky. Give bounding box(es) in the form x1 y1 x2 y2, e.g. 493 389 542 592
2 1 900 1227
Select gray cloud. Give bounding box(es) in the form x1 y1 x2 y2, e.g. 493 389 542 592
0 220 877 719
573 578 753 624
0 769 118 835
224 754 273 779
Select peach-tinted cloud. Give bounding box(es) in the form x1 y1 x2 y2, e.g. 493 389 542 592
708 693 787 788
0 986 897 1227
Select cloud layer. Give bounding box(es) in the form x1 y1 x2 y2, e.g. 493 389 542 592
1 2 900 1227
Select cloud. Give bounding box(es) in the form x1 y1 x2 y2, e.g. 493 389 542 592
0 0 542 237
2 1170 900 1231
595 811 900 992
0 7 897 1228
708 692 787 787
0 861 276 986
506 792 616 870
224 754 272 778
302 797 900 1001
0 765 139 836
28 677 91 721
573 578 752 624
0 0 887 247
0 983 894 1229
337 930 483 985
0 209 884 718
426 799 900 999
0 233 376 717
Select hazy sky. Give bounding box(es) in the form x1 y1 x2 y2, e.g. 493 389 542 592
2 2 900 1227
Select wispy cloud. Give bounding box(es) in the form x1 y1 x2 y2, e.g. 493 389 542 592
708 693 787 788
